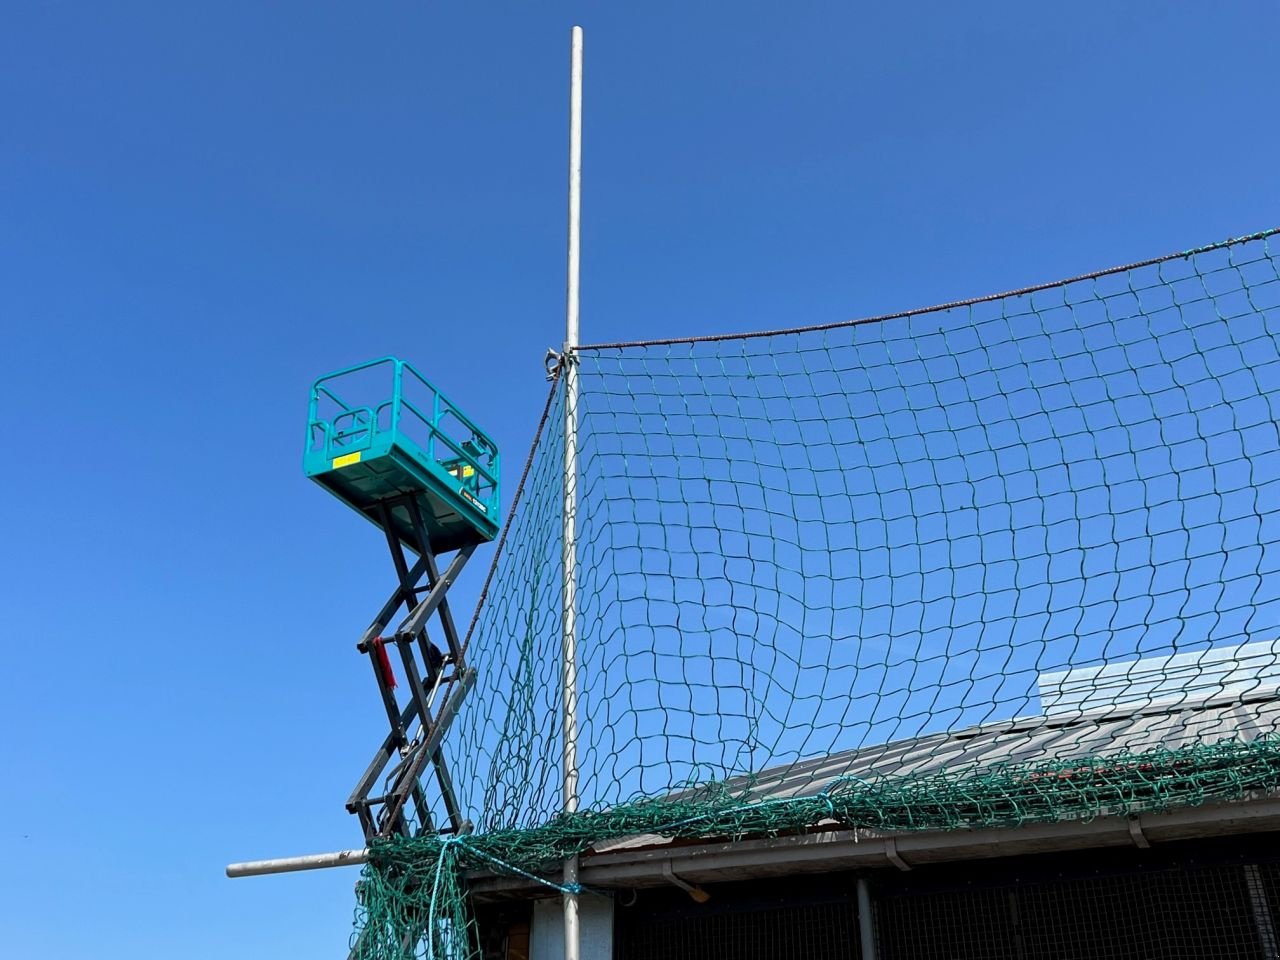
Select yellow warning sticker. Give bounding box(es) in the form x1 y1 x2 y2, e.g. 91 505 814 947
332 451 362 469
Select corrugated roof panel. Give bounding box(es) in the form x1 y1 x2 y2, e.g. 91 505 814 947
721 691 1280 802
1038 639 1280 715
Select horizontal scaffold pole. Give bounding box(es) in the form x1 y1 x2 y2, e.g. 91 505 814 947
226 848 370 878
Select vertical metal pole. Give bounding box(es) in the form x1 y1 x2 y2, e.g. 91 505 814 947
1245 865 1280 960
856 877 878 960
562 23 584 960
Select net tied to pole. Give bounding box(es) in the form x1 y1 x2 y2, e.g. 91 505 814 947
352 227 1280 958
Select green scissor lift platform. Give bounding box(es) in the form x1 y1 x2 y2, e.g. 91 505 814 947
305 356 500 554
305 357 499 843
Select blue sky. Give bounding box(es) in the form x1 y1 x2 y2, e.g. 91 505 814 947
1 2 1277 956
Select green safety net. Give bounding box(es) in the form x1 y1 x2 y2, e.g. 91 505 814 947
352 228 1280 958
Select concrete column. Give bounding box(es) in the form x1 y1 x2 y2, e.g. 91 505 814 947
531 895 613 960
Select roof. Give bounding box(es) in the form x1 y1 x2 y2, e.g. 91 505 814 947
606 647 1280 854
699 640 1280 803
721 686 1280 803
472 647 1280 896
1039 638 1280 715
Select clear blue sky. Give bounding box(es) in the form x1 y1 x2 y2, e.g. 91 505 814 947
1 2 1276 956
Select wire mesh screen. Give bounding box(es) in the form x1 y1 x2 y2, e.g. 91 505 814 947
876 861 1269 960
604 852 1280 960
615 896 859 960
354 228 1280 959
875 883 1019 960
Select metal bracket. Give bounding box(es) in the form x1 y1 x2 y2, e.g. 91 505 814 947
884 836 912 871
1128 815 1151 849
545 348 564 380
662 861 711 903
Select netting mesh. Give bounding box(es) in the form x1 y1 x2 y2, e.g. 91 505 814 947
352 228 1280 958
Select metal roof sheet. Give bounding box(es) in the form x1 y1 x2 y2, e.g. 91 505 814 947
709 687 1280 803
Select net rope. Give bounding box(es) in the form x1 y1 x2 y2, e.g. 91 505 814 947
352 228 1280 958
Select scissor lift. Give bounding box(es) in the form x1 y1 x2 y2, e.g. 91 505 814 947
305 357 499 841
